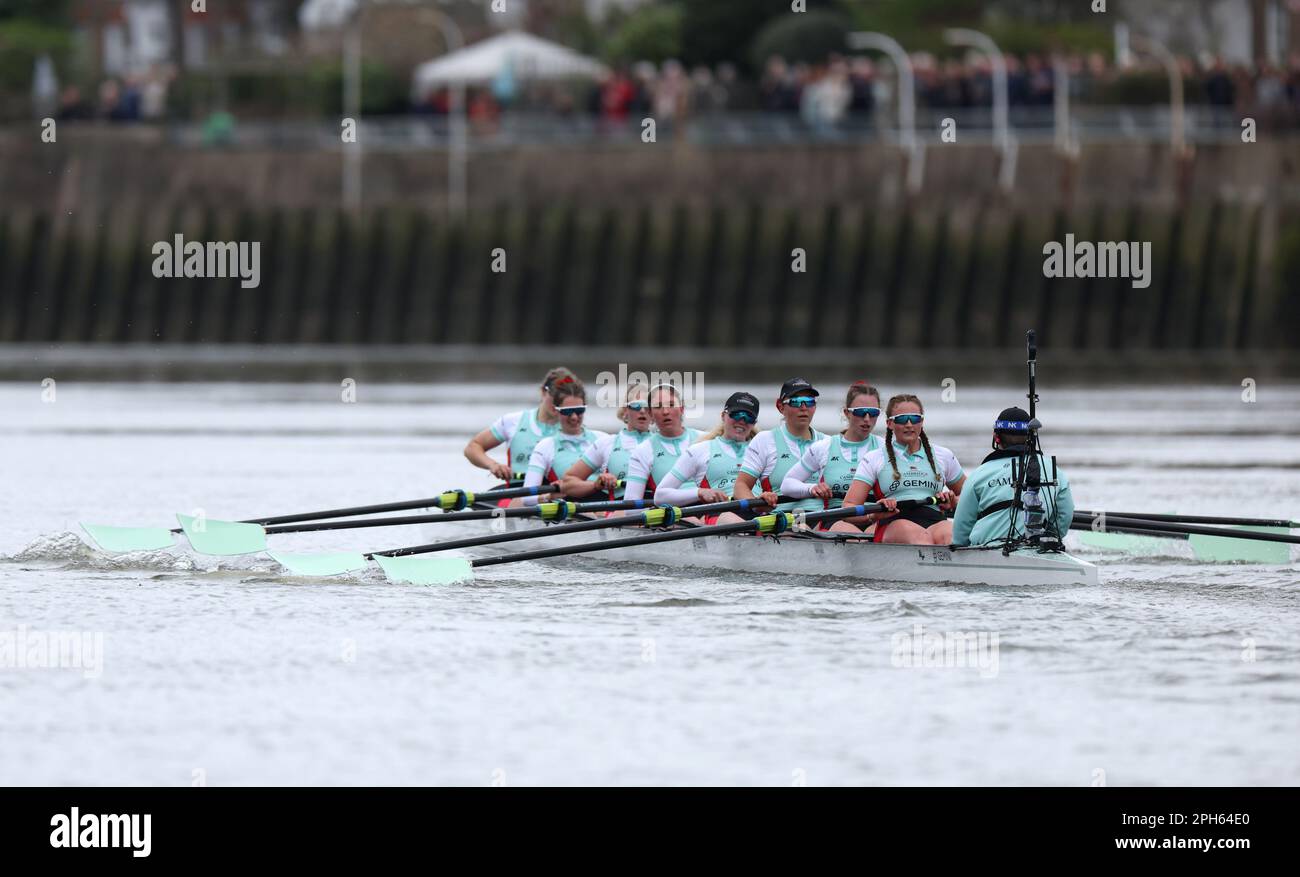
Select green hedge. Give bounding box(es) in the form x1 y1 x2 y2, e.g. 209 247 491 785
167 62 409 119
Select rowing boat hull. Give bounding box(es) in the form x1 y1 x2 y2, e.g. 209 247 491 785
449 517 1100 587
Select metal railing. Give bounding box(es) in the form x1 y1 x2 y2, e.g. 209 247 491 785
103 105 1283 151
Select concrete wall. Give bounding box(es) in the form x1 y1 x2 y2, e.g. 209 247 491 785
3 129 1299 214
1 200 1295 351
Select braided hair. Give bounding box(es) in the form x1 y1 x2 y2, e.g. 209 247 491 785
883 394 939 484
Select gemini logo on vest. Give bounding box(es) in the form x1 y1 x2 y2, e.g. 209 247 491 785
1041 234 1152 289
50 808 151 857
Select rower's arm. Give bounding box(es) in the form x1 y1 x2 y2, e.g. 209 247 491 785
732 472 758 500
837 480 882 526
654 465 701 506
520 444 552 507
464 428 506 471
560 460 602 499
778 458 817 499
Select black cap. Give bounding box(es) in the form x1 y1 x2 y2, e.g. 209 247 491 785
995 406 1031 432
724 391 760 417
778 378 819 400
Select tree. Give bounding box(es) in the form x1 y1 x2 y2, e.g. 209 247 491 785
0 0 72 23
604 3 684 64
750 9 851 69
679 0 843 72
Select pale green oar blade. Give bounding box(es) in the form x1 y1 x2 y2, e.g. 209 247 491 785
1189 526 1291 564
176 514 267 556
80 523 176 553
374 554 473 585
1077 531 1170 555
268 551 370 577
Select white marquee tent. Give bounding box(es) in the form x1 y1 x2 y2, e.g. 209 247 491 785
412 30 608 98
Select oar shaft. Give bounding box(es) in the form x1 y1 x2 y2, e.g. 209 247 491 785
470 500 899 568
264 499 644 535
1074 510 1296 529
470 519 764 567
375 497 785 558
1068 521 1190 541
1075 516 1300 545
245 483 560 526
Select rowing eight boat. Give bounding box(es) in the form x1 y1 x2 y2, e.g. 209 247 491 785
438 513 1100 587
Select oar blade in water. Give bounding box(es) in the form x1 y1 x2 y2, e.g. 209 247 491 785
1076 531 1171 555
374 554 473 585
80 523 176 553
268 551 371 577
1189 526 1292 564
177 514 268 555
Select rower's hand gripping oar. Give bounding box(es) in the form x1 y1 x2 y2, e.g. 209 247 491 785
80 483 561 554
370 498 936 586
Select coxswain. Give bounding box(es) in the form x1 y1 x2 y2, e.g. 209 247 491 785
951 406 1074 547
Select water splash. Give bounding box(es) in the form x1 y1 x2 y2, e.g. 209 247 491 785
4 531 276 574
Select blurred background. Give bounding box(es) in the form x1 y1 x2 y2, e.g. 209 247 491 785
1 0 1298 383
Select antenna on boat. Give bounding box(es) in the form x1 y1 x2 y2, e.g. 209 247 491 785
1003 330 1063 555
1026 329 1038 423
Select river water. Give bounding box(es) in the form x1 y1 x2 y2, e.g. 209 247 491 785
2 380 1297 785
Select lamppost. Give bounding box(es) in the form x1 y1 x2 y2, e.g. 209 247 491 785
847 31 923 193
1128 34 1186 157
1052 55 1080 202
344 0 467 217
943 28 1017 192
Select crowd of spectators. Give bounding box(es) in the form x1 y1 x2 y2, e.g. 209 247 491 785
573 51 1300 130
411 49 1300 135
55 64 176 122
65 51 1300 133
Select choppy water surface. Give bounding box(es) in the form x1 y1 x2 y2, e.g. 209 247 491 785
2 381 1297 785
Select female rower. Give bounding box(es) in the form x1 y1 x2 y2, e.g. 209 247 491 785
840 394 966 544
653 392 760 518
717 378 827 524
778 381 884 532
464 366 575 483
516 378 607 506
560 383 655 500
621 384 702 502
